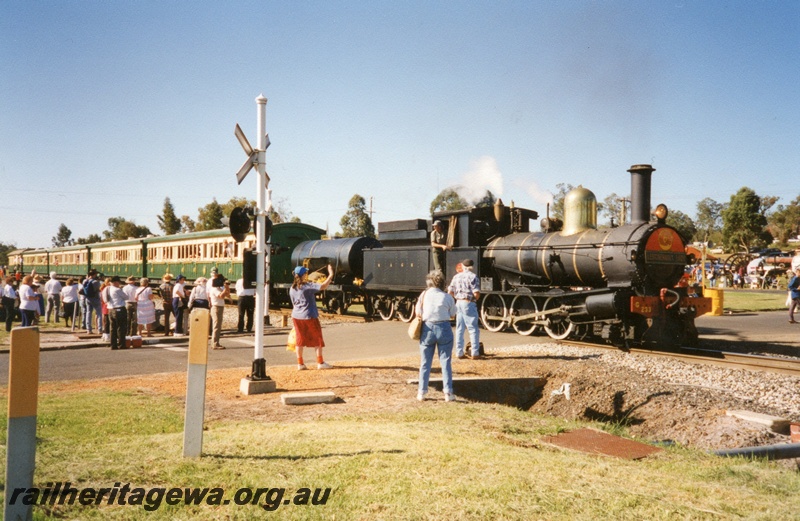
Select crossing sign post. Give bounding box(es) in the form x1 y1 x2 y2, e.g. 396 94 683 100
234 95 276 395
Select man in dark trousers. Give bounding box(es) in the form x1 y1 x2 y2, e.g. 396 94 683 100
104 276 128 350
430 220 449 273
235 277 255 333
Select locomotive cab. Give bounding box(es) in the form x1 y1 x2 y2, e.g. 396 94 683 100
433 202 539 284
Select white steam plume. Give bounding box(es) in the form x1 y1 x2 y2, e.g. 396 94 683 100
456 155 504 203
525 180 554 207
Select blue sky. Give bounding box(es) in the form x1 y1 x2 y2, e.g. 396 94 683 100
1 1 797 248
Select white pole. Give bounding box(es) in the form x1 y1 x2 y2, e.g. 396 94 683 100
254 95 267 362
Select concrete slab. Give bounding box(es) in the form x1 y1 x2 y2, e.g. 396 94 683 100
240 378 277 395
726 410 790 433
541 428 663 460
281 391 337 405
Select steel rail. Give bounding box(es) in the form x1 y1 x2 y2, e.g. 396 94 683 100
561 340 800 377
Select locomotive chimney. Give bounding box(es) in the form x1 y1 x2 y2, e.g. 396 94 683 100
628 164 655 224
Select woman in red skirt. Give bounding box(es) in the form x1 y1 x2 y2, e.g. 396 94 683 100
290 264 334 370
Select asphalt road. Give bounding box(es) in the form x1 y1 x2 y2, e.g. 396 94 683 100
1 311 797 385
0 320 530 384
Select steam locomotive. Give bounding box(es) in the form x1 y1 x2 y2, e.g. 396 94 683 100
290 164 711 348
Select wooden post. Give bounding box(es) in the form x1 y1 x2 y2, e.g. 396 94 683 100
183 309 209 458
5 327 40 521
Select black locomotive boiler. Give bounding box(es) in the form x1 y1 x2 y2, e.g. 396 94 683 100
289 164 711 348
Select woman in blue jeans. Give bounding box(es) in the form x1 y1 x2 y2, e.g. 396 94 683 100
415 270 457 402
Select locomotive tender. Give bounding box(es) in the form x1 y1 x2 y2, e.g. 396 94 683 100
292 164 711 347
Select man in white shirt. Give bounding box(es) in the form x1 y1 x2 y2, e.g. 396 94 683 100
209 277 230 349
122 276 139 336
44 272 63 323
104 276 128 350
172 275 187 336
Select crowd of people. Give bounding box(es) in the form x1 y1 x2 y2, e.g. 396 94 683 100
0 267 254 352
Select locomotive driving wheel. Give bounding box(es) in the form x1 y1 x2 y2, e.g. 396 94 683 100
509 294 539 336
480 294 508 332
396 298 415 323
374 296 395 321
542 297 574 340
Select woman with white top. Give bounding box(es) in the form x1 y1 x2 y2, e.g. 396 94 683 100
18 275 40 327
414 270 457 402
136 278 156 337
60 278 80 328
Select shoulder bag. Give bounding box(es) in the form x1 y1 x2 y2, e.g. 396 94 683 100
408 290 427 340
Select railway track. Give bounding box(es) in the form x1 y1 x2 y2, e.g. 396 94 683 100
561 339 800 377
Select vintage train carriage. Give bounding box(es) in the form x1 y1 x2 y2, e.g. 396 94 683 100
16 248 47 275
48 244 91 277
14 223 324 289
145 229 240 282
90 238 146 280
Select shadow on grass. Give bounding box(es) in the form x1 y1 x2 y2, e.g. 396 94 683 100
204 449 405 461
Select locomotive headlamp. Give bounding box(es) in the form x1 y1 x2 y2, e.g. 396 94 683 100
653 204 668 222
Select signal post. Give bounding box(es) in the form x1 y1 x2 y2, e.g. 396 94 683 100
235 95 276 395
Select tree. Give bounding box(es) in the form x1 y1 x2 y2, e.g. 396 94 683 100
180 215 197 234
550 183 576 221
270 197 300 223
474 190 497 208
600 193 629 227
103 217 152 241
339 194 375 238
721 187 771 253
157 197 181 235
196 199 224 231
0 242 17 266
665 209 697 243
52 223 73 247
429 188 468 216
767 195 800 245
76 234 102 245
695 197 722 244
220 197 255 219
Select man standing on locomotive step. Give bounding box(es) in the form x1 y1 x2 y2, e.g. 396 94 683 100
448 258 482 359
431 220 450 274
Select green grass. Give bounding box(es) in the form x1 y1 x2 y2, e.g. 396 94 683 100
718 289 790 313
1 390 798 520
